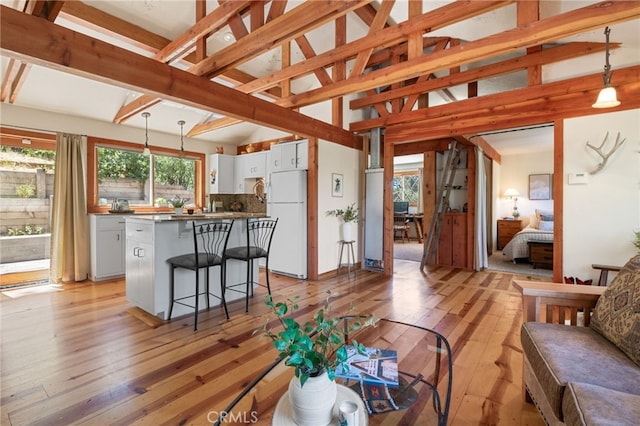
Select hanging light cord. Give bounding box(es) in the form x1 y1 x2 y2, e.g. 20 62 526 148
602 26 613 87
142 112 150 149
178 120 185 155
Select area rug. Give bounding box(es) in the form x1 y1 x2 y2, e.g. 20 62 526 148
393 242 423 263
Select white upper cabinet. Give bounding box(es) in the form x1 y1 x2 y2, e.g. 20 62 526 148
243 151 266 178
270 140 308 172
209 154 235 194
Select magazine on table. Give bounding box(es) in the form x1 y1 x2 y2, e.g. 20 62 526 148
335 345 399 386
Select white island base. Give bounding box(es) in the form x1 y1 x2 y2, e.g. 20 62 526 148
125 214 264 321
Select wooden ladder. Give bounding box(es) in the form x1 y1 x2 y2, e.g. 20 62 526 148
420 141 460 269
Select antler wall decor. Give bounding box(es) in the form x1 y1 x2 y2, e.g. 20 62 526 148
586 131 626 175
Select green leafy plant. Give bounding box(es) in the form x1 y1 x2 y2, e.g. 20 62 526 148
634 230 640 252
170 196 188 208
16 183 36 198
326 203 358 223
255 291 378 387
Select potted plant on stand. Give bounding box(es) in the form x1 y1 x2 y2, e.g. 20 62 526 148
255 291 377 426
326 203 358 242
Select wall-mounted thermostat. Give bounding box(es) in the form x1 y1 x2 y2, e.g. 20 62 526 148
568 172 589 185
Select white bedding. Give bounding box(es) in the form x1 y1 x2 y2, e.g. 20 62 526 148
502 226 553 260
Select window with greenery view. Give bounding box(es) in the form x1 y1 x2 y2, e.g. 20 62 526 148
392 173 419 204
96 147 196 208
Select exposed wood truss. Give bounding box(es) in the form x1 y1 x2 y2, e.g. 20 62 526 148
0 1 639 150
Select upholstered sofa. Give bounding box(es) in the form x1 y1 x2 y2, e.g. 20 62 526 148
513 255 640 425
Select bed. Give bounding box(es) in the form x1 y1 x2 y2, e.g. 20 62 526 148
501 210 554 261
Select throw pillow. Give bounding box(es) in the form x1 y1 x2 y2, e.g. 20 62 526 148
539 220 554 232
529 213 539 229
536 209 554 222
591 255 640 366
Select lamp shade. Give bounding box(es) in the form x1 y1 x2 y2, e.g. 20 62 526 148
592 86 620 109
504 188 519 198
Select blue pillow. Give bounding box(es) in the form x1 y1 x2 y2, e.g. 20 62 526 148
539 221 554 232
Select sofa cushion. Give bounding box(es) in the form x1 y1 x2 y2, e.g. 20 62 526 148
563 382 640 426
590 254 640 366
521 322 640 420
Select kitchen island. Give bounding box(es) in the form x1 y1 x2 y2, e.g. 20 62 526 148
125 212 267 320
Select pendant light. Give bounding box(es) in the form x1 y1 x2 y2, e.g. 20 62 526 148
178 120 186 158
142 112 151 155
592 27 621 109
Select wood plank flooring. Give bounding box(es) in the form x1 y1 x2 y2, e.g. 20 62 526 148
0 260 547 425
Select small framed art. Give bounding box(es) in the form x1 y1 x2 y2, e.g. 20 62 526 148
332 173 343 197
529 174 552 200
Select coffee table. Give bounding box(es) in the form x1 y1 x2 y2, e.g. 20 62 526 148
214 318 452 426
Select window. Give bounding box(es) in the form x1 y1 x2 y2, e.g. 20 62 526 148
392 172 420 204
88 137 204 212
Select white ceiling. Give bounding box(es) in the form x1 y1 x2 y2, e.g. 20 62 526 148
1 1 638 154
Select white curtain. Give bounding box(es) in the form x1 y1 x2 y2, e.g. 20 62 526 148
418 167 424 213
474 147 488 270
50 133 89 283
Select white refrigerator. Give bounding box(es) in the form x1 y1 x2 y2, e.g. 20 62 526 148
267 170 307 279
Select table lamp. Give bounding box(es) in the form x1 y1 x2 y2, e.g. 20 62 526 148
504 188 520 218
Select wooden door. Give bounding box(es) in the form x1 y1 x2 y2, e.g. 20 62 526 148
451 213 468 267
438 214 453 265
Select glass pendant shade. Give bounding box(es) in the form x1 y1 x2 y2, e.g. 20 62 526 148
592 86 620 108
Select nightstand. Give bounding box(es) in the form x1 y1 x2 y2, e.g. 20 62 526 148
497 219 522 250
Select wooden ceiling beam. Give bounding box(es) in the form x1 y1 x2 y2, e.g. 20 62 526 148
385 76 640 143
153 1 251 64
288 1 640 109
351 41 609 111
235 1 510 95
358 64 640 134
350 42 611 131
0 5 361 148
191 0 372 79
348 0 395 78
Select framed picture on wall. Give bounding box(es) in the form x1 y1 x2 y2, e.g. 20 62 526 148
529 174 552 200
332 173 343 197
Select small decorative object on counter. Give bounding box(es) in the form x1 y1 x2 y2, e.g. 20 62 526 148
170 196 188 214
229 201 243 212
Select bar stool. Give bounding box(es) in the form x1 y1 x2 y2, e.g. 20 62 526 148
337 240 356 277
224 218 278 313
166 220 234 331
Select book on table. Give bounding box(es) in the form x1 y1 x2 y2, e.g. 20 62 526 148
335 345 399 386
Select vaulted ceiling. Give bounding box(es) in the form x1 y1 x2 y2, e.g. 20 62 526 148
1 1 639 157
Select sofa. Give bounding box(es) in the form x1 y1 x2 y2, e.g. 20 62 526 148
513 255 640 425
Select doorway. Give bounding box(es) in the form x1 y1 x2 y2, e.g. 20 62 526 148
0 140 55 288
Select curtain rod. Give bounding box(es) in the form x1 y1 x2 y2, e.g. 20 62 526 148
2 124 87 137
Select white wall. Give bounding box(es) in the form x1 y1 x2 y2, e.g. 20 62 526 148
496 149 554 225
563 109 640 281
318 140 362 275
1 103 224 155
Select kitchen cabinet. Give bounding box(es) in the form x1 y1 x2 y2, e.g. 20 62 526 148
243 151 266 178
234 155 245 193
89 214 126 281
126 220 155 313
209 154 235 194
125 216 259 320
497 219 522 250
270 140 308 171
438 213 467 268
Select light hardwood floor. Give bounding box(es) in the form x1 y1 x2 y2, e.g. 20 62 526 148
1 260 546 425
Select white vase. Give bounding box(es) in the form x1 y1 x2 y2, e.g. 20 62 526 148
174 207 184 215
341 222 353 242
288 371 337 426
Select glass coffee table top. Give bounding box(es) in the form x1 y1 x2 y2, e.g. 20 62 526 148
214 318 452 426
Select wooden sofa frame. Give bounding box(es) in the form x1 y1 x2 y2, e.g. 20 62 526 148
512 280 607 423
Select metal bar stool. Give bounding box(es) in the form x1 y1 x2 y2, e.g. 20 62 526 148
166 220 234 331
224 218 278 313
